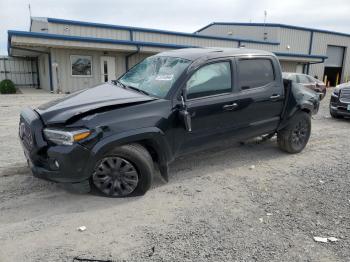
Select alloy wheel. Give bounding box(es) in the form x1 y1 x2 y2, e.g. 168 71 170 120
92 156 139 197
291 119 309 147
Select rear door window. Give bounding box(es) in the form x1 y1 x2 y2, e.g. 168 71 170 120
237 59 275 90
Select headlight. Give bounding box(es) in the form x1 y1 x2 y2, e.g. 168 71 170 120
43 128 91 145
333 86 341 97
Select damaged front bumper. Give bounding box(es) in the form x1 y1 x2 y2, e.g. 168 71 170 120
19 107 92 192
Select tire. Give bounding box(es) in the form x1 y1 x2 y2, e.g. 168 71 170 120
277 112 311 154
91 143 153 197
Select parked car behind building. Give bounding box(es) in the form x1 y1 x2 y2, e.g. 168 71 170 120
282 73 326 100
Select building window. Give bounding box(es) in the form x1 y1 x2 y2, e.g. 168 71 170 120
70 55 92 76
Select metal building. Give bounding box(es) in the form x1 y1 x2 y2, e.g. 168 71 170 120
196 22 350 86
0 56 39 88
7 17 349 93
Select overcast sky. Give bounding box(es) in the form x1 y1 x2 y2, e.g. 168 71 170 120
1 0 350 55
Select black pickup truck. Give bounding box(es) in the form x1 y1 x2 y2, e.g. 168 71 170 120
19 48 319 197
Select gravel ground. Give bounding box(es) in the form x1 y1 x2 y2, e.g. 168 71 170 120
0 88 349 262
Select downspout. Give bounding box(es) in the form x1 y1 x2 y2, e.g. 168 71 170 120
306 31 314 75
125 45 140 71
35 59 41 89
129 29 133 41
47 51 54 92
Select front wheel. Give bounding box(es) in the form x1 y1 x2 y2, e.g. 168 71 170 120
91 144 153 197
277 112 311 154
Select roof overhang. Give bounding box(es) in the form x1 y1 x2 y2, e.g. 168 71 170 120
8 31 195 56
275 52 327 63
8 31 326 64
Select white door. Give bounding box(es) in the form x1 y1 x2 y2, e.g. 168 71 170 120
100 56 116 83
296 64 303 73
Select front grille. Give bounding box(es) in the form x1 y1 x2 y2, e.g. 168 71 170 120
19 120 33 150
340 87 350 103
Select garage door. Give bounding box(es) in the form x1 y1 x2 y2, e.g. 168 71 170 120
325 46 345 67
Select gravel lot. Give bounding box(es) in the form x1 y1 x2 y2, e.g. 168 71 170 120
0 89 349 262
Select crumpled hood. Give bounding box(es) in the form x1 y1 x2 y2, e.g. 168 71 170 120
36 83 156 125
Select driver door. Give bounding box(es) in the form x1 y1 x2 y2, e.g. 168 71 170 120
179 60 237 152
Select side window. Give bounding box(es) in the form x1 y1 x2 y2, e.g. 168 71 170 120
297 74 310 84
237 59 275 90
186 62 232 99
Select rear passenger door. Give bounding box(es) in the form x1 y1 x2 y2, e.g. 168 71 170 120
233 57 285 137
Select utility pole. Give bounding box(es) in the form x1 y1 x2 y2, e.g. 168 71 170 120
263 10 268 41
28 3 32 18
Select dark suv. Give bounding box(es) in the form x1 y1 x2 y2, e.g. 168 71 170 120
330 82 350 118
19 48 319 197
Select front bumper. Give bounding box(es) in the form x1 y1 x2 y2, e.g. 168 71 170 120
330 105 350 117
330 94 350 117
26 144 92 183
19 107 93 184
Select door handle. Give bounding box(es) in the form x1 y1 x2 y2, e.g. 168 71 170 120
223 102 238 111
270 94 281 100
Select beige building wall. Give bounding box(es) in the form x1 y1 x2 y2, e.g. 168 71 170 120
38 54 50 91
48 23 130 41
197 24 279 42
280 61 298 72
50 48 129 93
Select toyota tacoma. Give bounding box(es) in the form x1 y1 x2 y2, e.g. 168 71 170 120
19 48 320 197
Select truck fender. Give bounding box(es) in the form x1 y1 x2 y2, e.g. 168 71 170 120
278 104 313 131
299 101 314 114
87 127 172 182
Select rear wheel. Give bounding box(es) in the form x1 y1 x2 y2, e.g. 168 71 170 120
277 112 311 154
91 144 153 197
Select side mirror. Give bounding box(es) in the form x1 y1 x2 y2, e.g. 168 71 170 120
180 90 192 132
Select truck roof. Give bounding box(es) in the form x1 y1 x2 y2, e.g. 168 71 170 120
155 47 275 61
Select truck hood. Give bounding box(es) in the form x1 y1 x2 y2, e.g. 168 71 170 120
36 83 156 125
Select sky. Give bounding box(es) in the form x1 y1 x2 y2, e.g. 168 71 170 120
1 0 350 55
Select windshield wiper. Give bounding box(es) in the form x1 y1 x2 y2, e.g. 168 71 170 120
115 80 151 96
127 86 151 96
114 80 126 88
